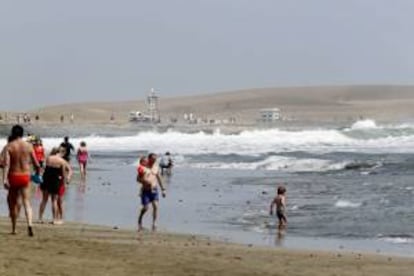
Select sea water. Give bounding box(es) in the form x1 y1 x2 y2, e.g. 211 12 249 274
0 119 413 256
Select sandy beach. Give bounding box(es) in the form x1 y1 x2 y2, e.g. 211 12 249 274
0 218 412 276
1 86 414 275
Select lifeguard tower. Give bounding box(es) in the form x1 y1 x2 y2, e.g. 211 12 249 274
146 88 160 123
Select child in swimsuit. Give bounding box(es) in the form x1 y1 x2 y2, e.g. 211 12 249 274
270 185 287 230
137 157 151 180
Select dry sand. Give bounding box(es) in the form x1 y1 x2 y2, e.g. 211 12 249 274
0 218 413 276
2 85 414 125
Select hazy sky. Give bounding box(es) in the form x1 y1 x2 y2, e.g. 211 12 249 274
1 0 414 110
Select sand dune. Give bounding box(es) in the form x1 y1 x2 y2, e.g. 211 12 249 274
2 85 414 125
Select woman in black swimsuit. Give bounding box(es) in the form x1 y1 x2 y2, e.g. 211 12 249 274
38 148 69 224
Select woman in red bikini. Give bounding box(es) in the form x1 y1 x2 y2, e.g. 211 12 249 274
77 141 89 183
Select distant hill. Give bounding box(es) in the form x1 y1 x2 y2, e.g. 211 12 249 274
19 85 414 124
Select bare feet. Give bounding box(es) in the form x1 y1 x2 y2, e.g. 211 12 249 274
152 224 157 232
138 224 144 232
28 226 34 237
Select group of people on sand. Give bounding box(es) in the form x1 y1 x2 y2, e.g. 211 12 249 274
0 125 90 235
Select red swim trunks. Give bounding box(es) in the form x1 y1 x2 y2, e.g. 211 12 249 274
8 173 30 189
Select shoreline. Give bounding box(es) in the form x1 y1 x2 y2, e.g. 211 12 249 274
0 217 413 276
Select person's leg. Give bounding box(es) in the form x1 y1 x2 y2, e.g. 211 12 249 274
281 215 287 229
21 186 34 236
83 162 87 179
57 195 64 222
38 190 49 222
151 201 159 231
51 194 59 224
79 162 84 181
8 189 18 234
138 205 148 231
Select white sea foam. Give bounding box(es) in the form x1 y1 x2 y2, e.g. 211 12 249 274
349 119 379 130
379 237 414 244
187 156 348 172
334 200 362 208
2 120 414 155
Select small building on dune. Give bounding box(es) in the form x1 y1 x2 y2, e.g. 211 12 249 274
258 108 281 122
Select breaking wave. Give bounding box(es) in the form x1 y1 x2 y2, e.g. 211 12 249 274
1 119 414 155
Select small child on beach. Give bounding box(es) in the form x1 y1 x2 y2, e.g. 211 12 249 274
137 156 151 180
270 185 287 230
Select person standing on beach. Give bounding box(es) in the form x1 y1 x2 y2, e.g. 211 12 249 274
38 147 72 224
76 141 89 183
1 125 40 236
137 153 166 231
159 152 173 176
60 136 75 162
270 185 287 230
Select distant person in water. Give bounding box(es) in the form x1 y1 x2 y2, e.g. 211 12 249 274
60 136 75 162
159 152 173 176
137 153 166 231
77 141 89 182
1 125 40 236
270 185 287 230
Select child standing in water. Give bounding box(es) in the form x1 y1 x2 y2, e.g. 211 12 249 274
270 185 287 230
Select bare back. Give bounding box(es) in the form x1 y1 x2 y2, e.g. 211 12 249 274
46 155 72 181
7 139 35 174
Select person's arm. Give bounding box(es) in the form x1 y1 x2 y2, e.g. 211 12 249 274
156 172 166 197
269 199 275 215
29 144 41 174
64 161 73 183
136 171 151 186
60 161 72 184
2 148 10 189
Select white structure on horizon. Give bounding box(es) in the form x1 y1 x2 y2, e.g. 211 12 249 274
259 108 281 122
146 88 160 123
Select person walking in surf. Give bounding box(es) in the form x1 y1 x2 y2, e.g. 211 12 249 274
77 141 89 183
136 153 166 231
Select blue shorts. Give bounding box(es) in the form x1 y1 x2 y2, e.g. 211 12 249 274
141 189 159 206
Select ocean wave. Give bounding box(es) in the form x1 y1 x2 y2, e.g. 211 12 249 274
349 119 379 130
378 234 414 244
2 120 414 154
334 200 362 208
186 156 349 172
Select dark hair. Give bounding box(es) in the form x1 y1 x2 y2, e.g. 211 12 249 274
50 147 60 155
277 186 286 195
10 125 24 142
148 153 157 160
80 141 86 147
165 152 170 155
64 136 69 142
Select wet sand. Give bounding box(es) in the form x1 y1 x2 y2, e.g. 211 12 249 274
0 218 412 276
